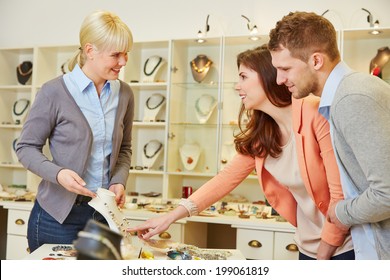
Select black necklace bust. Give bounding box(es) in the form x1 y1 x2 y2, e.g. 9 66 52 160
16 61 33 85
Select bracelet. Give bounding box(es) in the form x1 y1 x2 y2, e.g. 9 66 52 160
179 198 199 217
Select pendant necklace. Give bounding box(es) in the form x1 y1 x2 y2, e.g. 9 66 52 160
13 99 30 116
143 56 163 76
143 140 163 158
195 94 216 117
146 93 166 110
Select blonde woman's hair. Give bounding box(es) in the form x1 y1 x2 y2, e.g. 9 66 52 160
68 10 133 71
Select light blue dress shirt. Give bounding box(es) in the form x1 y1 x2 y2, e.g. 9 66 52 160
63 64 119 192
319 61 378 259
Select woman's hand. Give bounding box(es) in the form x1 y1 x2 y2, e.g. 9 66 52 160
109 184 126 208
127 205 189 240
56 169 96 198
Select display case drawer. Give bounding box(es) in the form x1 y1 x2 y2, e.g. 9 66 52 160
236 228 273 260
7 209 30 235
274 231 299 260
6 234 29 260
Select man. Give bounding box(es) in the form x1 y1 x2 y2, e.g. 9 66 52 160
268 11 390 260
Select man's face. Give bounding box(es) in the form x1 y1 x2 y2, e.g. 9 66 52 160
270 46 319 98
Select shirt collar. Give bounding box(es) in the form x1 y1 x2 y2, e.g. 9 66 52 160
69 64 112 93
319 61 353 109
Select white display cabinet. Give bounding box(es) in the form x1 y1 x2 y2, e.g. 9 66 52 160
342 28 390 82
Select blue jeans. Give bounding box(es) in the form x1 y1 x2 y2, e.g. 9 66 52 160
27 199 107 253
299 250 355 260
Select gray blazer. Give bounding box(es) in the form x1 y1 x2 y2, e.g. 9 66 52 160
330 72 390 259
16 76 134 223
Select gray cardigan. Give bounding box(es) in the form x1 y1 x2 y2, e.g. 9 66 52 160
330 72 390 259
16 76 134 223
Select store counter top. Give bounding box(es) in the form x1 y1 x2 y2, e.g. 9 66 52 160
23 243 246 260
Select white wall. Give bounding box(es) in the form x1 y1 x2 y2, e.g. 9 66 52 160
0 0 389 48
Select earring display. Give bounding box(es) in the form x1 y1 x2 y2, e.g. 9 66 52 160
143 93 166 122
143 55 166 82
16 61 33 85
12 98 30 125
88 188 133 246
142 139 164 169
194 94 217 124
190 55 213 83
179 143 201 171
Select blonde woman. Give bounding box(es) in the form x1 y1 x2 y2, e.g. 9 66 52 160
16 10 134 252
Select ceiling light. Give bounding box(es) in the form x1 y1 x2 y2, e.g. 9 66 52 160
241 15 259 41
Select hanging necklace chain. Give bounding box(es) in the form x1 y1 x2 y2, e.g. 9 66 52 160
143 140 163 158
143 56 163 76
195 94 216 117
13 99 30 116
17 62 33 76
191 59 212 73
146 94 166 110
77 231 122 260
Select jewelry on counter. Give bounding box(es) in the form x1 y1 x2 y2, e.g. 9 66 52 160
16 61 33 85
190 55 213 83
194 94 217 124
143 55 163 76
179 143 201 171
146 93 166 110
12 98 30 125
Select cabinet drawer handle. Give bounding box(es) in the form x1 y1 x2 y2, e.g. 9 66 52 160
248 240 262 248
285 243 298 252
159 232 171 239
15 219 25 225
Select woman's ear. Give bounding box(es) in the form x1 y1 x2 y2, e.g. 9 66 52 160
84 43 95 60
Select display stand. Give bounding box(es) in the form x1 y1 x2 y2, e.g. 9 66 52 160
12 98 30 125
370 46 390 78
142 139 163 169
16 61 33 85
179 143 201 171
194 94 217 124
143 93 166 122
12 138 18 163
142 55 166 82
220 141 236 169
190 55 213 83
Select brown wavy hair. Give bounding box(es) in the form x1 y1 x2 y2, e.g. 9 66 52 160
234 45 291 158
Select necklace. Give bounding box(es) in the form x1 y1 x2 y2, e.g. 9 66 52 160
146 93 166 110
13 99 30 116
143 140 163 159
195 94 216 117
191 59 212 73
17 62 33 76
77 230 122 260
143 56 163 76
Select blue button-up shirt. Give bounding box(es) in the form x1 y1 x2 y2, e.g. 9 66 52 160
63 64 119 192
319 61 378 259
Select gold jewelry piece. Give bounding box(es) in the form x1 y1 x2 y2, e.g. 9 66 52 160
190 59 212 73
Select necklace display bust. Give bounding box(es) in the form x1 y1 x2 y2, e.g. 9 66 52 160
16 61 33 85
190 55 213 83
179 143 201 171
220 141 236 169
370 46 390 79
143 55 166 82
143 93 166 122
194 94 217 124
12 98 30 125
142 139 164 169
